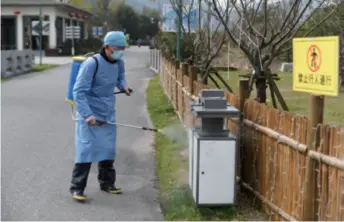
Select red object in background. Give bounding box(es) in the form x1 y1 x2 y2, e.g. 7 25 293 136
13 10 21 15
68 12 75 18
138 43 142 48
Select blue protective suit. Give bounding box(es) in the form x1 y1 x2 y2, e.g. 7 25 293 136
72 54 127 163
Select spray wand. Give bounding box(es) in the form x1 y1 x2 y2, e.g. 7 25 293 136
71 88 161 133
95 120 161 132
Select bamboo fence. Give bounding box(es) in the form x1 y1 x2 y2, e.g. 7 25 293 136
150 49 344 221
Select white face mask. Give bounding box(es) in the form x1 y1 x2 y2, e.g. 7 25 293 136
111 50 124 60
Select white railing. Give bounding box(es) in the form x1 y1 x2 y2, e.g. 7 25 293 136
149 48 160 74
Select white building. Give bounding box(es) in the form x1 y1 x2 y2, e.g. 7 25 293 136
1 0 93 54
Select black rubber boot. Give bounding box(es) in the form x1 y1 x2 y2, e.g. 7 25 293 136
100 185 123 194
98 160 122 194
70 162 91 201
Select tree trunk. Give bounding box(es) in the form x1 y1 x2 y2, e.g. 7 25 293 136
202 73 208 85
255 69 267 104
198 71 208 85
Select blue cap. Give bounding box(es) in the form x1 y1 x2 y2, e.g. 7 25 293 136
103 31 126 47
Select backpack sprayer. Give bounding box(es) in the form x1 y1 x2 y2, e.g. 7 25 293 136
65 53 160 133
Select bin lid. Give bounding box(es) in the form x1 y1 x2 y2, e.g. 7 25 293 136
189 100 240 118
191 105 240 118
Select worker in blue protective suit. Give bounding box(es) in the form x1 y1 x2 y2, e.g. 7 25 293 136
69 31 132 202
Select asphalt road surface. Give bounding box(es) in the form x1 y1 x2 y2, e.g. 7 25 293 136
1 47 163 220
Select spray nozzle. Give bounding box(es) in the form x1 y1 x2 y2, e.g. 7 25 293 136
142 126 160 132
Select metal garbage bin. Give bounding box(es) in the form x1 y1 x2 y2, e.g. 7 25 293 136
188 89 240 206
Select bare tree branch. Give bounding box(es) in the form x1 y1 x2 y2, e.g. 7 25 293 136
209 0 337 72
168 0 231 78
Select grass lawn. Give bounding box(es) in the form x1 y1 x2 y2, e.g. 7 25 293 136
146 74 268 221
32 64 59 72
1 77 11 82
211 70 344 126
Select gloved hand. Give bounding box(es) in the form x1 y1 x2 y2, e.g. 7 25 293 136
123 87 133 96
85 115 96 126
114 88 133 95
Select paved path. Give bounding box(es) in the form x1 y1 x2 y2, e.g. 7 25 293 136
2 47 163 220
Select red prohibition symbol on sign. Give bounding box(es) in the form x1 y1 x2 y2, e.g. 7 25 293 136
307 44 321 72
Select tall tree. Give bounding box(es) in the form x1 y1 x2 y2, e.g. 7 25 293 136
112 2 141 38
167 0 230 85
69 0 116 31
140 6 160 39
208 0 338 105
142 6 160 18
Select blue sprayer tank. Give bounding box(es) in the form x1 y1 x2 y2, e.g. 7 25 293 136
65 56 88 105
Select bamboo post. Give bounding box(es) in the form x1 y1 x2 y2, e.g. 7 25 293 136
160 55 163 85
239 80 250 114
155 49 159 72
165 55 168 87
181 63 188 122
165 56 168 96
158 50 161 74
165 56 169 97
169 58 175 100
189 66 198 96
303 95 324 221
164 56 168 88
162 55 165 87
238 80 250 191
189 65 198 126
175 60 180 111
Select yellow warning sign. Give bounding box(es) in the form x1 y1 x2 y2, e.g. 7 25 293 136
292 36 340 96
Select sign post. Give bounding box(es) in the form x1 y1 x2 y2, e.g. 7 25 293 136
92 26 97 38
293 36 340 221
39 7 43 65
65 26 81 56
71 23 74 56
97 26 103 37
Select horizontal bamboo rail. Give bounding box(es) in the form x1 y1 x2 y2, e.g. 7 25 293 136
243 119 308 153
308 150 344 171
